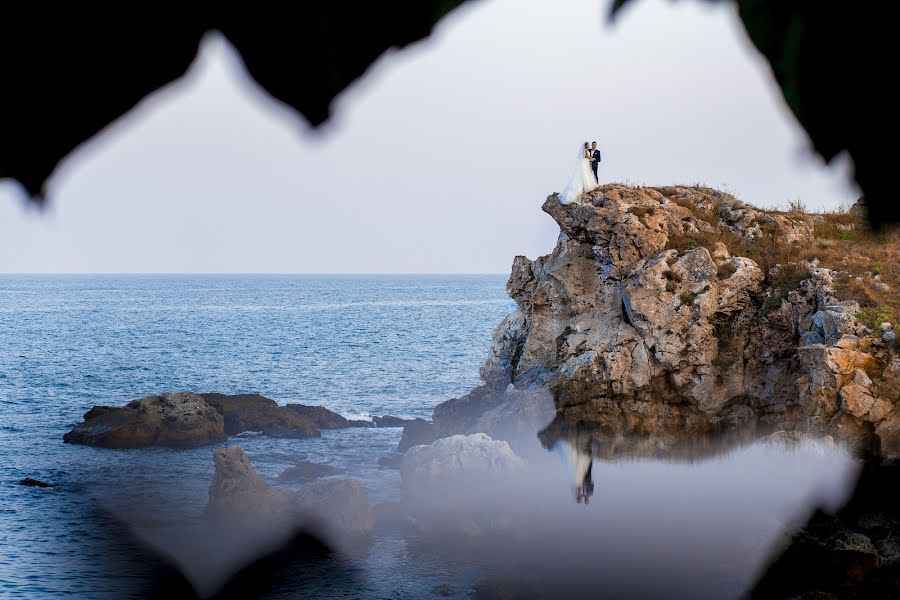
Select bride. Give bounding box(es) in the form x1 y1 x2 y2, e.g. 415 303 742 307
560 142 598 204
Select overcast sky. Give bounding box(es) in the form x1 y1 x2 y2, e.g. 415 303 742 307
0 0 858 274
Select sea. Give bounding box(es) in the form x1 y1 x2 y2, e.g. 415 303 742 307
0 275 860 599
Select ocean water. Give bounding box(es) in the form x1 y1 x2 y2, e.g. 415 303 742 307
0 275 860 599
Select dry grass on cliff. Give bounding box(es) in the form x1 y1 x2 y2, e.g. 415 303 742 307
664 211 804 289
801 211 900 328
659 188 900 327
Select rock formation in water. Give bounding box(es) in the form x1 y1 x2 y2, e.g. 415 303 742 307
207 446 374 547
429 185 899 458
64 392 370 449
63 392 228 449
400 433 525 493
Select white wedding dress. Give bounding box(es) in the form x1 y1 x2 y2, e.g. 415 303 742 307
560 146 599 204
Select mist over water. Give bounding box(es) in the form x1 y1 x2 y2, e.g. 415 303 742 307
0 276 859 598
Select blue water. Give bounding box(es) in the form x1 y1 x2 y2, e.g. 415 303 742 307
0 275 514 598
0 275 863 599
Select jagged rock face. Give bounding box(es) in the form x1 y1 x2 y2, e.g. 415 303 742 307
453 185 898 458
63 392 227 449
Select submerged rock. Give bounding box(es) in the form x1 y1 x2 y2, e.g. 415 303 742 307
277 461 342 482
18 477 52 488
283 404 373 429
372 415 415 428
63 392 227 449
377 453 403 469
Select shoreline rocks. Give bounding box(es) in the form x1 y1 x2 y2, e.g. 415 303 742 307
400 433 526 494
63 392 227 449
64 392 369 449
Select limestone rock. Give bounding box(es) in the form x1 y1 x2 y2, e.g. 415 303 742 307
201 393 318 438
400 433 525 493
840 369 877 418
207 446 373 543
63 392 227 449
433 184 898 459
64 392 370 448
208 446 290 517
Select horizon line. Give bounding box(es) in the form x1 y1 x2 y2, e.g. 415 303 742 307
0 272 510 276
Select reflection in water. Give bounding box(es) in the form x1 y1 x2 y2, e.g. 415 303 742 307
41 409 863 599
555 436 594 504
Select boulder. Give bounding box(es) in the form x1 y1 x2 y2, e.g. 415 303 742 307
397 418 437 452
63 392 226 449
840 369 877 418
64 392 376 448
433 386 506 439
207 446 290 518
203 393 341 438
400 433 525 493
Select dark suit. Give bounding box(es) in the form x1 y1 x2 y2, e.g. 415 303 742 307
589 148 601 180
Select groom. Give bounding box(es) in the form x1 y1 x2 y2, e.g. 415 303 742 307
589 141 601 181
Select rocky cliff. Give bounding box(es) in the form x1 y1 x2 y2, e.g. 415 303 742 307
434 184 899 458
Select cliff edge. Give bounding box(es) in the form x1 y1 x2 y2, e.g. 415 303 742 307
434 184 899 458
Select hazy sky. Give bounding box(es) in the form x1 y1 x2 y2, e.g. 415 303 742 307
0 0 858 274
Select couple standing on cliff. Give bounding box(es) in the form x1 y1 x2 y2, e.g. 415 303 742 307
561 141 602 204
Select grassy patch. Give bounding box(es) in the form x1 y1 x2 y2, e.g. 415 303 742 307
628 205 656 219
680 291 698 305
651 187 899 333
801 210 900 329
761 294 784 316
857 305 896 330
663 270 683 293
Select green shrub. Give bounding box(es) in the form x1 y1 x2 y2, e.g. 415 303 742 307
857 305 895 330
